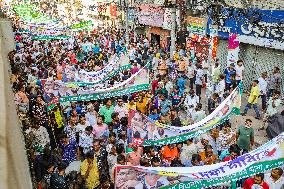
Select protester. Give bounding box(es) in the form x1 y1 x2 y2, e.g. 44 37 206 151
243 173 270 189
6 13 278 189
236 119 254 154
242 80 261 119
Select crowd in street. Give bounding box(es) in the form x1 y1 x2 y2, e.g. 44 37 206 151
9 25 284 189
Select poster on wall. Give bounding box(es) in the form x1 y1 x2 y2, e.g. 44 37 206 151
227 33 240 66
187 16 207 36
136 4 164 27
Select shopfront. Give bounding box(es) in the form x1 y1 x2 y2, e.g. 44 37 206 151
208 8 284 91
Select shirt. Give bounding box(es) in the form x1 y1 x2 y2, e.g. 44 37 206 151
99 105 114 123
114 104 128 118
217 130 235 151
64 125 78 141
258 77 268 95
266 98 282 117
235 65 244 80
268 73 281 90
80 158 100 189
180 143 198 165
25 126 50 148
195 68 204 85
161 146 179 163
264 173 284 189
79 132 94 154
171 92 182 106
60 140 78 164
224 68 236 84
93 124 108 139
237 126 254 151
187 65 196 79
248 85 260 104
243 178 269 189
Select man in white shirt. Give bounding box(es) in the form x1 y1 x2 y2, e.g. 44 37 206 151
186 61 196 89
76 115 91 136
114 97 128 119
25 122 50 149
258 72 268 111
85 104 97 126
235 60 244 85
216 74 226 103
191 103 206 123
265 91 282 118
264 168 284 189
184 89 199 115
180 138 198 166
79 126 94 155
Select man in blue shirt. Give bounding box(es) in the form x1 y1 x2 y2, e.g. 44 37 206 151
224 63 236 91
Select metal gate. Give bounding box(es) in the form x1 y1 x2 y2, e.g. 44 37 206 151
217 39 284 93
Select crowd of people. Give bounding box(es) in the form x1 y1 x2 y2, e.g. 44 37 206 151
9 22 284 189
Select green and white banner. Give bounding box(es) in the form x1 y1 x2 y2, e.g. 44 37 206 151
59 84 150 103
59 63 150 102
130 87 241 146
32 35 70 40
116 133 284 188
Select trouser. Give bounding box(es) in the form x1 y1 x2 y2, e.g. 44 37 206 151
243 103 260 118
267 89 275 98
196 84 202 96
225 83 231 91
189 77 195 89
236 80 241 86
260 95 267 110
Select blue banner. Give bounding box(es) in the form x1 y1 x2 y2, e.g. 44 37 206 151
207 8 284 50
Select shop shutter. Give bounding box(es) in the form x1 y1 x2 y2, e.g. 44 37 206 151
253 46 284 94
217 40 284 93
238 43 257 91
216 39 228 71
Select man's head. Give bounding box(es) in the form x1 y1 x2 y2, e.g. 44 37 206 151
85 151 94 164
85 126 93 135
204 145 213 156
244 119 252 128
149 156 160 167
229 63 235 70
117 97 124 106
261 71 267 78
272 91 281 100
97 115 105 124
191 154 201 166
93 139 101 152
105 99 112 107
237 60 243 66
252 80 259 87
117 154 126 165
111 112 119 122
253 173 265 185
271 168 283 180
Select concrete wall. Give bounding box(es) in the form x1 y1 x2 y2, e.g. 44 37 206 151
0 19 33 189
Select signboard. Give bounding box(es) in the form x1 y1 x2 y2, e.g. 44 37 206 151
187 16 207 36
136 4 164 27
207 8 284 50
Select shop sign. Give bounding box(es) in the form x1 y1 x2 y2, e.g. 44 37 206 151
187 16 207 36
136 4 164 27
207 9 284 50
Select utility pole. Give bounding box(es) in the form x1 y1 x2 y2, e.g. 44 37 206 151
125 0 129 44
170 2 176 58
